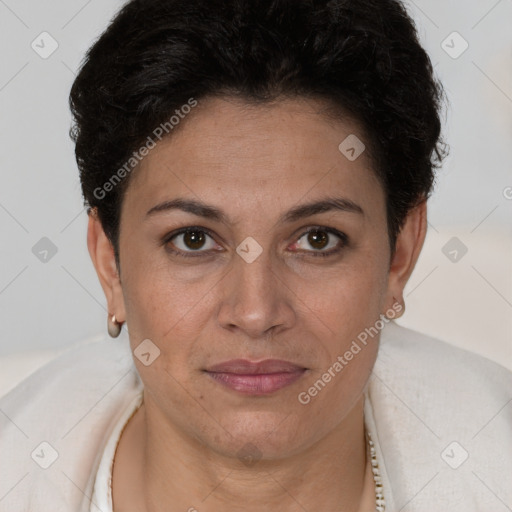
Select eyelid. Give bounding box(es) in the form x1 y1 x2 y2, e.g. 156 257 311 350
162 226 220 258
162 225 349 258
292 226 348 257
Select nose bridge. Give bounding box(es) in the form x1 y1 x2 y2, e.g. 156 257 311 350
217 246 293 337
236 248 275 301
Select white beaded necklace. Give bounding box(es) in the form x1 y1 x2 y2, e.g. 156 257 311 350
367 430 386 511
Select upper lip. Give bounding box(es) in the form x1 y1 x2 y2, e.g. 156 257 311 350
205 359 306 374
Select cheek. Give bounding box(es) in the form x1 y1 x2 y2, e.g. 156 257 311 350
122 255 214 338
290 252 387 415
121 267 209 414
121 258 222 394
295 268 384 426
293 255 388 345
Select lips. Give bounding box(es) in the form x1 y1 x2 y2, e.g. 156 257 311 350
204 359 307 395
206 359 305 374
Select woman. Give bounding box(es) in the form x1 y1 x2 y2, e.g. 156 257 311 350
1 0 511 510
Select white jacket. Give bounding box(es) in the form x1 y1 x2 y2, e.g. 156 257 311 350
1 321 511 511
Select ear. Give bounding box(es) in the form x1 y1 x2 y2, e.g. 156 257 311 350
87 208 126 323
383 199 427 315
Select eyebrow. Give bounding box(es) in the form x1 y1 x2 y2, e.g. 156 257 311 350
145 196 364 224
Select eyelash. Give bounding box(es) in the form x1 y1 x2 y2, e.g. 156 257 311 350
162 225 349 259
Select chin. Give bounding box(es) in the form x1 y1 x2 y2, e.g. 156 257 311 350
202 410 309 462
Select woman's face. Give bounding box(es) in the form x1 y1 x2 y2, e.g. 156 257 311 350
96 96 421 460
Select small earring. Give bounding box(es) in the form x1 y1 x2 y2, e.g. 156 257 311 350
107 314 122 338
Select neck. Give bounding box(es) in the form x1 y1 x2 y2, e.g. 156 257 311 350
113 393 375 512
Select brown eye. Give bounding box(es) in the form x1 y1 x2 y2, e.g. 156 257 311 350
165 227 219 257
307 229 329 250
182 230 207 250
292 227 348 257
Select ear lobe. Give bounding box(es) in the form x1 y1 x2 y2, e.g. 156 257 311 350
385 199 428 311
87 208 126 323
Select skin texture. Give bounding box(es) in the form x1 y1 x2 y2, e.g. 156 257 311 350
87 96 427 511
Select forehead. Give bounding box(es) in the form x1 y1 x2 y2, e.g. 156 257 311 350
123 96 382 217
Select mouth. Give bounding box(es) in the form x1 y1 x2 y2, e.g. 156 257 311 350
204 359 307 395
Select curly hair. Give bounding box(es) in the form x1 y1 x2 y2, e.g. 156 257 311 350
69 0 449 270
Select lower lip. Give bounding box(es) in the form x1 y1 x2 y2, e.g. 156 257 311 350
205 370 306 395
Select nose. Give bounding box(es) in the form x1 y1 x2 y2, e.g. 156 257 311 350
216 248 296 339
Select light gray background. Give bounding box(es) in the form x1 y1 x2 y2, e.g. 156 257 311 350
1 1 511 367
